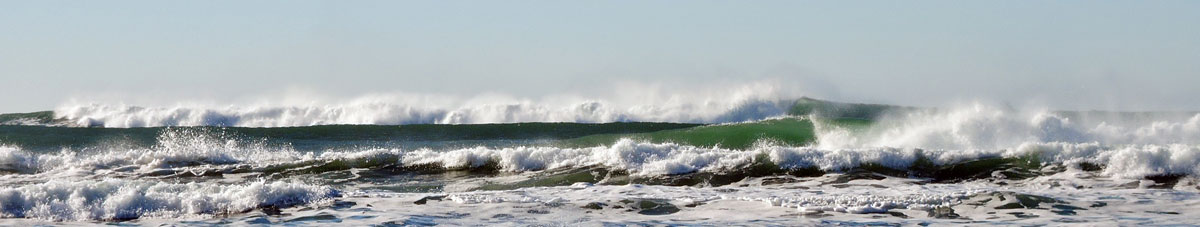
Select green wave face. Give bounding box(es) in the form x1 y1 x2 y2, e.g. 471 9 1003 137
789 97 913 120
0 111 58 125
559 117 818 149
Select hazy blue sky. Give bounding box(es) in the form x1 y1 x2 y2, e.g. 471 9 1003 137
2 1 1198 112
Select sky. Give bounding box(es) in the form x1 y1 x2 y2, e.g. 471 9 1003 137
2 1 1199 113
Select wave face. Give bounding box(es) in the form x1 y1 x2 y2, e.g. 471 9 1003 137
3 98 1200 225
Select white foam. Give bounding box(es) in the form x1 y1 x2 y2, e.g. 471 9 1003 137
0 179 334 221
277 172 1200 226
1014 142 1200 178
815 104 1200 150
401 139 759 175
0 146 39 174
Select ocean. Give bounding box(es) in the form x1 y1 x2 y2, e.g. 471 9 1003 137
2 97 1199 225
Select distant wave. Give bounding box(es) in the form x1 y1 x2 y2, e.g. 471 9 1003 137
51 86 796 127
53 99 791 128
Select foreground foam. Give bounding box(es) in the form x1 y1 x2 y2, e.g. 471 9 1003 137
436 182 977 213
0 179 334 221
305 175 1200 226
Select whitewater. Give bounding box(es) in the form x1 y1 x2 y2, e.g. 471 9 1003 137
3 96 1200 226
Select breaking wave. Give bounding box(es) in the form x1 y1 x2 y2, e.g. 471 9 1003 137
5 136 1200 181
